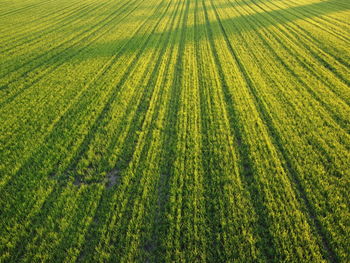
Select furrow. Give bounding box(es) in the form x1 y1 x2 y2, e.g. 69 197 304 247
210 0 343 261
0 0 168 256
0 0 140 98
0 0 155 190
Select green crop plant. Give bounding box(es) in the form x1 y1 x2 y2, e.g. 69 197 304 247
0 0 349 261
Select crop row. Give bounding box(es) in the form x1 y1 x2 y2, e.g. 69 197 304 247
0 0 349 261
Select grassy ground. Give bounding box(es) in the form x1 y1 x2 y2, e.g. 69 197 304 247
0 0 349 261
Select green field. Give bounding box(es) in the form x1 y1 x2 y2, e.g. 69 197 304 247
0 0 349 261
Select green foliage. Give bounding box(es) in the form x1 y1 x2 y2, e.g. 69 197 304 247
0 0 349 261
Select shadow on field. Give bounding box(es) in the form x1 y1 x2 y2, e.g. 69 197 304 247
67 0 349 62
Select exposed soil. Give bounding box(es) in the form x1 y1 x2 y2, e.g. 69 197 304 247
105 168 120 188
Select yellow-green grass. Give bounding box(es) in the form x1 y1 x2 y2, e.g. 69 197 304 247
0 0 349 261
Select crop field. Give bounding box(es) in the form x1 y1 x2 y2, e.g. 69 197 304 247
0 0 349 261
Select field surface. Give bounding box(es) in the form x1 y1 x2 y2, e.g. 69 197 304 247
0 0 349 261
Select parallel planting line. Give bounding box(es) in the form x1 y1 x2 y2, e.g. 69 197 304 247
196 1 260 261
265 0 350 68
87 1 185 261
233 0 349 175
223 0 350 172
210 0 339 261
0 0 167 191
0 0 55 17
249 0 350 103
202 1 279 261
241 12 350 173
0 0 86 41
65 4 180 257
0 0 153 186
286 0 350 31
0 0 168 252
0 0 100 54
235 0 350 140
0 0 143 107
0 0 135 80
